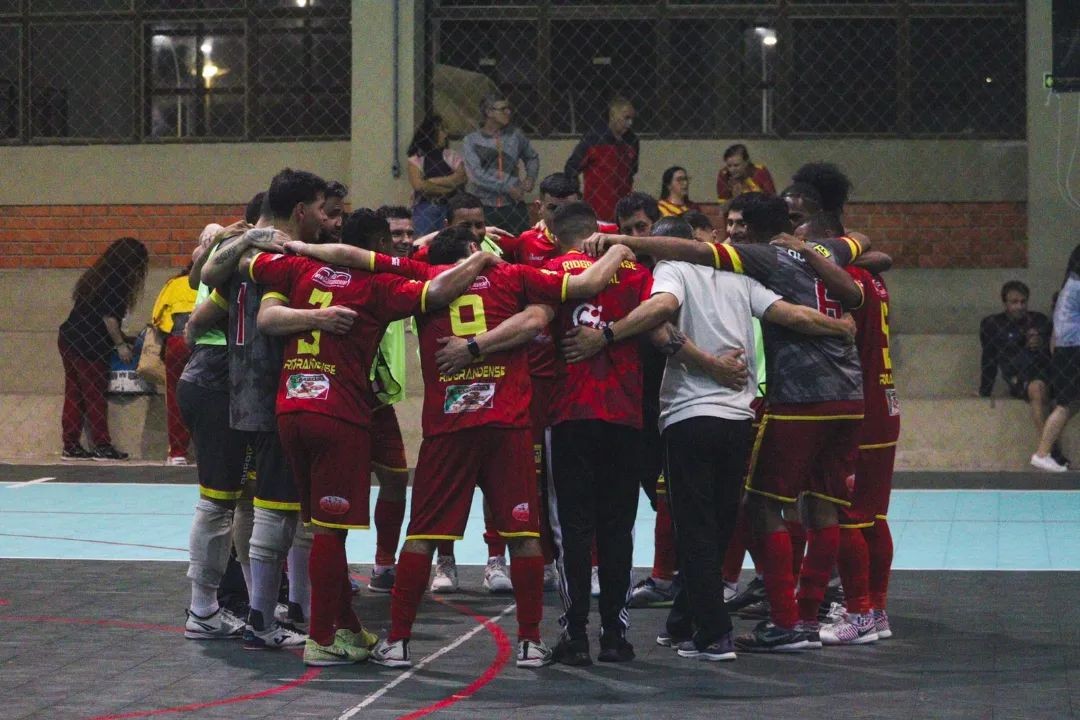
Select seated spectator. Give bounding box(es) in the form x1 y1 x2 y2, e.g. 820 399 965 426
980 280 1058 460
1033 249 1080 472
658 166 697 217
715 143 775 201
406 114 467 236
151 263 198 465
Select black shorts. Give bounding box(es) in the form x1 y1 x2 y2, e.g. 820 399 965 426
177 380 247 501
244 430 300 511
1001 353 1050 400
1050 347 1080 406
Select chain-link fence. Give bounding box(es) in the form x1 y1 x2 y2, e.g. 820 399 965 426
0 0 350 143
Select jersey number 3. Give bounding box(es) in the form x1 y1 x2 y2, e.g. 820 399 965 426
297 288 334 356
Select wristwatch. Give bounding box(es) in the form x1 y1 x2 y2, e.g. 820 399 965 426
602 325 616 345
467 337 482 358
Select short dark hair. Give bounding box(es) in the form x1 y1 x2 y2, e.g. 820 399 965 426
741 194 792 239
780 182 823 212
244 192 266 225
325 181 349 201
682 210 712 232
726 191 762 215
341 208 390 250
538 172 581 199
797 214 844 240
615 192 660 223
266 168 328 220
446 192 484 222
376 205 412 221
550 202 597 245
652 216 694 240
428 225 476 265
1001 280 1030 302
723 143 750 161
791 162 852 214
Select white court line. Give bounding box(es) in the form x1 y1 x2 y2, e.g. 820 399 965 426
7 477 55 489
337 603 516 720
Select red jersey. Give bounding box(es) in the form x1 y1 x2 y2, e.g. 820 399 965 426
250 252 427 427
376 255 569 437
544 249 653 429
846 266 900 444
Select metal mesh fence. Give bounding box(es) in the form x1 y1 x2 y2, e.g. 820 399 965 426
0 0 351 143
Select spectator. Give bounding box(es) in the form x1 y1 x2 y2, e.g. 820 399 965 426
462 93 539 236
58 237 149 461
151 263 198 465
1033 248 1080 472
658 166 697 217
715 143 775 201
565 96 639 223
980 281 1054 455
406 115 467 236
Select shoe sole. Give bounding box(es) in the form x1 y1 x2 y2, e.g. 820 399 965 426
655 637 690 648
735 640 808 653
876 629 893 639
371 657 412 668
484 583 514 594
367 584 393 593
184 630 242 640
304 657 359 666
823 632 879 646
430 585 458 594
517 657 554 668
676 649 737 661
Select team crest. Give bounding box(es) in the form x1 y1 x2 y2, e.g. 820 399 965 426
512 502 530 522
312 266 352 288
443 383 495 414
572 302 605 329
286 373 330 400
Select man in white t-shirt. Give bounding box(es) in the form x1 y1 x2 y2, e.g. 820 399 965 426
560 216 853 661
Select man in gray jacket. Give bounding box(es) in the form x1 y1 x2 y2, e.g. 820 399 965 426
462 92 540 235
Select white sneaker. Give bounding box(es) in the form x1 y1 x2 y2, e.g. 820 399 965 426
543 562 559 591
430 555 459 593
1031 453 1068 473
823 601 847 624
516 639 553 668
483 555 513 593
166 456 189 466
243 620 307 650
872 609 893 639
820 612 879 646
590 566 600 597
371 638 411 668
723 580 739 603
274 600 309 633
184 607 245 640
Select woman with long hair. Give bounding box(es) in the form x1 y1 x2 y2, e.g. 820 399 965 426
658 166 696 217
58 237 149 460
1032 243 1080 472
406 114 467 236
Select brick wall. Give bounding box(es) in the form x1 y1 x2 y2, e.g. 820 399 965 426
0 204 243 269
0 200 1026 270
698 201 1027 269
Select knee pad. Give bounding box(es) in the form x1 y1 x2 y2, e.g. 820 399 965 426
186 499 234 586
232 498 254 565
290 521 314 552
248 506 298 564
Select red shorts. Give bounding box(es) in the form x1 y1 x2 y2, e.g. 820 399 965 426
407 426 539 540
745 400 863 505
840 441 898 526
371 404 408 474
278 412 372 530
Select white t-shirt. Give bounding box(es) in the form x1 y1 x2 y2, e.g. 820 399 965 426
651 260 781 431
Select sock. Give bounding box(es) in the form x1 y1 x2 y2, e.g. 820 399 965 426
510 555 545 642
308 534 345 646
722 507 752 583
435 540 454 558
249 558 284 630
652 495 677 581
797 525 840 622
287 543 311 621
374 499 406 567
759 530 799 629
240 562 252 597
190 582 219 617
836 528 871 614
865 520 894 610
484 522 507 558
787 520 807 579
336 567 362 633
390 551 432 642
591 538 598 568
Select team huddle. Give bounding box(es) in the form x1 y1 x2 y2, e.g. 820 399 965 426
177 161 899 670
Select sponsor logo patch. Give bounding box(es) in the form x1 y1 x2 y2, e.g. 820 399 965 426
286 373 330 400
571 302 605 329
512 502 530 522
443 383 495 414
319 495 351 515
312 266 352 288
885 388 900 416
470 276 492 291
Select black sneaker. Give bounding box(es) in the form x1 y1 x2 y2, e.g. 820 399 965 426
734 619 809 653
724 576 766 613
597 633 635 663
1052 443 1071 468
676 632 736 662
739 597 771 619
92 444 129 461
552 631 592 667
368 567 395 593
656 629 692 648
61 444 93 460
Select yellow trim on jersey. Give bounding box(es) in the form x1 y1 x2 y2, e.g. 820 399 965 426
840 235 863 259
253 498 301 511
420 281 431 314
745 485 798 504
765 413 865 421
371 461 409 474
875 513 888 521
709 242 721 269
859 440 899 450
805 490 852 507
247 251 264 283
199 486 244 501
497 531 541 538
839 521 875 530
406 534 464 541
560 272 570 303
312 519 370 531
262 291 289 304
369 252 377 272
209 290 228 310
727 245 744 275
